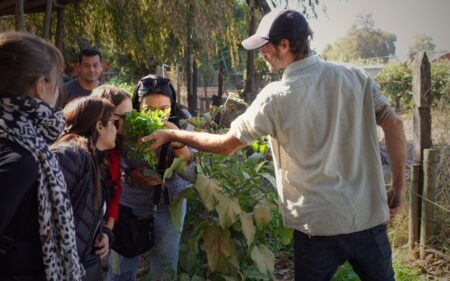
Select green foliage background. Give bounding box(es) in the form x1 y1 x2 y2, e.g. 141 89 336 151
374 61 450 110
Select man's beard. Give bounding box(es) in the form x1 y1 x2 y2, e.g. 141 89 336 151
265 59 281 74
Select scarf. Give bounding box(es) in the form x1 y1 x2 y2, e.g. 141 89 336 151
0 97 84 281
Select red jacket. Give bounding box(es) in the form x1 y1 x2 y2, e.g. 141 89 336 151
106 149 122 222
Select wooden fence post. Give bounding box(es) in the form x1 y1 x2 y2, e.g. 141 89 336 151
411 51 432 259
413 52 432 163
419 149 440 259
409 164 420 257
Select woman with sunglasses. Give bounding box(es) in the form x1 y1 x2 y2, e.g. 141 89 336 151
109 75 195 281
51 96 118 280
91 85 132 233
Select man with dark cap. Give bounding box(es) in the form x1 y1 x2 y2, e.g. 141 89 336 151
142 9 406 280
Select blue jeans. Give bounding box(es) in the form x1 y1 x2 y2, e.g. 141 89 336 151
293 224 395 281
107 200 187 281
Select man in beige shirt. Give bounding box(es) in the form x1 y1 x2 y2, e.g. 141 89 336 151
143 9 406 281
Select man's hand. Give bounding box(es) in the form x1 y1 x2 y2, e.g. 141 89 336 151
94 233 109 259
386 185 403 221
140 129 172 150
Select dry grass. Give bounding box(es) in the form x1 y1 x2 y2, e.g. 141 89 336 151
388 105 450 280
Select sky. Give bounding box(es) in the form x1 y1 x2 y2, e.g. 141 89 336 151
270 0 450 60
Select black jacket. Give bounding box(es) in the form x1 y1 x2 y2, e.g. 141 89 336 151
51 142 103 262
0 139 45 280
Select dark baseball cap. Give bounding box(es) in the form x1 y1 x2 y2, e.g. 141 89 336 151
242 9 309 50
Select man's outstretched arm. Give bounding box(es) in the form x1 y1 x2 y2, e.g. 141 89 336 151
380 112 407 220
141 129 245 156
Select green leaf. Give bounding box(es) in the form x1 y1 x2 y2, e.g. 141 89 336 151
200 226 238 274
110 250 121 274
195 174 222 211
163 155 187 181
241 171 251 180
247 152 263 164
124 110 165 169
169 188 192 232
260 173 276 188
250 244 275 276
254 201 276 230
239 212 255 247
254 160 267 173
278 227 294 245
191 275 204 281
251 141 259 152
258 143 268 154
220 276 236 281
243 269 270 280
216 194 241 229
179 273 191 281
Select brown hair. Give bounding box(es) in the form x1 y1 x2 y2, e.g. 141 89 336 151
53 96 115 207
0 32 64 98
91 85 131 152
55 96 114 147
91 85 130 107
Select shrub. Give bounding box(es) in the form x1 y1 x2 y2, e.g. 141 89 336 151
375 60 450 110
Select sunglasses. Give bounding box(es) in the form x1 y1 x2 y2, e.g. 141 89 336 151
109 118 120 130
140 76 171 90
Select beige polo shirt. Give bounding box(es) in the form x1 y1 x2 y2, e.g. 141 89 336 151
230 55 392 236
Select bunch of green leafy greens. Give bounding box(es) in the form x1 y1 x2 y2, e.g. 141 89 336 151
124 109 166 169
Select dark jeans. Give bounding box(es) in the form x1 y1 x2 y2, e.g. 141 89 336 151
293 224 395 281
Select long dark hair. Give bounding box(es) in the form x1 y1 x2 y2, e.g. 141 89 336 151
131 74 189 128
56 96 114 146
53 96 115 206
91 85 130 152
0 32 64 99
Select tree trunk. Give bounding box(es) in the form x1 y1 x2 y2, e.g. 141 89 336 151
217 62 223 104
43 0 53 40
55 6 65 50
244 1 257 103
15 0 24 31
186 1 196 115
193 59 198 115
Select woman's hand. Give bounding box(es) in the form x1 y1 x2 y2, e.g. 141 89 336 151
131 166 163 186
94 233 109 259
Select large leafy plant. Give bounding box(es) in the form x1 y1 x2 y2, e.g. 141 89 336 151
168 113 293 281
124 109 165 168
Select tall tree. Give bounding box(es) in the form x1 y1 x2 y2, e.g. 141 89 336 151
409 34 436 56
324 12 396 62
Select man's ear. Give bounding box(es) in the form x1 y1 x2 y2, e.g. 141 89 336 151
279 39 290 52
31 76 47 99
